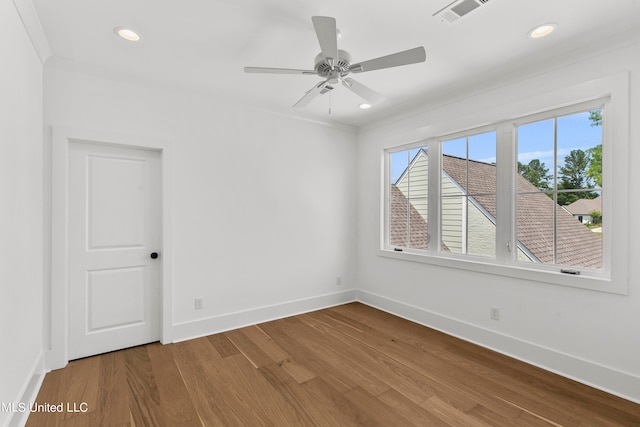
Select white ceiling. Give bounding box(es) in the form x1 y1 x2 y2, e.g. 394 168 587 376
32 0 640 127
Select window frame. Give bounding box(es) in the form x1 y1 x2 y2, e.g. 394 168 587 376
512 101 607 272
439 127 499 259
380 73 629 294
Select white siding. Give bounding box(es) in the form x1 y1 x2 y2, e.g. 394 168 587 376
397 153 500 256
396 151 428 221
467 200 496 257
441 179 464 253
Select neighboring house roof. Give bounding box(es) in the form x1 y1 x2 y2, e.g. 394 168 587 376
565 196 602 216
389 185 429 250
390 185 449 251
515 176 602 269
391 152 602 269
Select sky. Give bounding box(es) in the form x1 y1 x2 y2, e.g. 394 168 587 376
518 111 602 184
390 110 602 184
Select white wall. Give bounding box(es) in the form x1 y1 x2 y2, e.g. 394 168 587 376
0 1 44 426
44 58 358 344
356 36 640 401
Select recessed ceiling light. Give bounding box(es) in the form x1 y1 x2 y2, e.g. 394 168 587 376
114 27 141 42
359 103 372 110
527 23 558 39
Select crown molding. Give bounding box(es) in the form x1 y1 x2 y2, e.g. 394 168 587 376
12 0 51 64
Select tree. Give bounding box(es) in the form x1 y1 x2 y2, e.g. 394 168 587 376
587 110 603 187
518 159 551 190
557 149 596 205
589 110 602 127
590 210 602 225
559 149 591 188
587 144 602 187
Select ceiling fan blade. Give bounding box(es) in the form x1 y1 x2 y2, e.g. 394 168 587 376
293 80 328 108
350 46 426 73
311 16 339 65
244 67 317 75
341 78 384 105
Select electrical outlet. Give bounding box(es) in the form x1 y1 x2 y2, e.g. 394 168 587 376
490 306 500 321
195 297 204 310
336 276 342 286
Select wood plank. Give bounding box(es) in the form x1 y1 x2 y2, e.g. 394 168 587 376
258 319 356 393
60 356 100 419
377 388 450 426
26 303 640 426
94 349 131 426
146 342 201 427
122 345 167 427
25 369 63 427
299 377 381 426
223 328 272 368
220 354 310 425
344 387 415 426
303 308 482 412
448 339 640 425
421 395 493 427
326 304 569 421
339 304 640 424
272 315 391 396
240 325 289 362
243 325 316 383
257 363 379 426
171 338 240 426
301 310 441 406
256 363 325 424
206 333 240 358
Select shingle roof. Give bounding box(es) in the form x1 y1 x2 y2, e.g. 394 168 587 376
389 185 429 250
565 196 602 216
442 154 497 217
391 153 602 269
515 177 602 268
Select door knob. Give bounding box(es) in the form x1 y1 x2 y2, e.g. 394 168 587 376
150 252 159 259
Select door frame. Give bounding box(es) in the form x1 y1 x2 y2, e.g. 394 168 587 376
48 127 173 370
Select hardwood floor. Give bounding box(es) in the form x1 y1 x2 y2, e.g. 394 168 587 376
27 303 640 426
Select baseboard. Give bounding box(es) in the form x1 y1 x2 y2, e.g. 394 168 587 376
356 289 640 404
5 352 46 427
172 289 358 343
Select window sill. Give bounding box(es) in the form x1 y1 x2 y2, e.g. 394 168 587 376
378 248 625 295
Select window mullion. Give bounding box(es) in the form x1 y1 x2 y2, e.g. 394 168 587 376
495 122 515 262
428 139 441 254
405 150 411 248
383 150 390 249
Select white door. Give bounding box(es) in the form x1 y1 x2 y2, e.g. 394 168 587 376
68 141 161 360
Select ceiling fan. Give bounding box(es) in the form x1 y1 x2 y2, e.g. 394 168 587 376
244 16 426 108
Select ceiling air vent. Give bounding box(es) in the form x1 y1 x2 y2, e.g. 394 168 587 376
434 0 491 23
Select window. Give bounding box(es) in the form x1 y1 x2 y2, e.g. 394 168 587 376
516 110 603 269
441 131 497 258
389 146 429 251
383 99 611 287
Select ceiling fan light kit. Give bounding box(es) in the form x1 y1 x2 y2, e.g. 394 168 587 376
244 16 426 109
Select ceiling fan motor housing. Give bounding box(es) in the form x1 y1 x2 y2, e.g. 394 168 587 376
314 49 352 78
